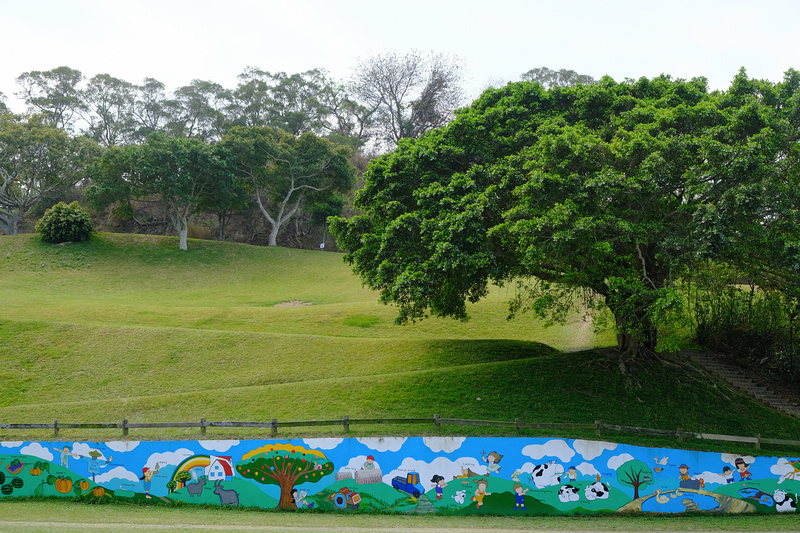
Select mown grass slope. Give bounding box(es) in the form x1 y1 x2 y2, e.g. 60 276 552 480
1 232 799 450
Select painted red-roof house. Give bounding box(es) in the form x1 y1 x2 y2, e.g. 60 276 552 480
205 455 234 481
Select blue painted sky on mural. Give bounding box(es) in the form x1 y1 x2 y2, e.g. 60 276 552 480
1 0 799 113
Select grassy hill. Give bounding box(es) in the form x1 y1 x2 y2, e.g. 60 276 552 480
2 232 800 451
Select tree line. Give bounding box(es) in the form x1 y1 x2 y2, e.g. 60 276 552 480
0 51 478 247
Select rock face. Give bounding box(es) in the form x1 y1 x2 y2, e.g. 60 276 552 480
618 488 757 513
355 468 383 485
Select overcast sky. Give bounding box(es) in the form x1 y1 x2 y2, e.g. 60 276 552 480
2 0 799 113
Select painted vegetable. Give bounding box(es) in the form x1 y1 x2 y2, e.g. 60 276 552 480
11 478 23 489
55 477 73 494
79 480 90 491
92 486 106 498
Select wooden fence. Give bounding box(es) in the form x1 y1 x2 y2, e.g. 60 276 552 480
1 415 798 449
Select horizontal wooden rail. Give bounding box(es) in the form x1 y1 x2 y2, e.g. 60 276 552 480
1 416 798 449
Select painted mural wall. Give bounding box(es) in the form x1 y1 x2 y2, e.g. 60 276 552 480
1 437 799 514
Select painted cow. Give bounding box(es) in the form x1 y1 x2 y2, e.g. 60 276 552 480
774 489 797 513
584 481 609 501
558 484 580 503
530 461 564 489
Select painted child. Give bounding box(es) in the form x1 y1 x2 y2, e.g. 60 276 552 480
481 451 503 475
513 483 529 510
735 458 752 481
472 478 491 509
291 488 315 509
430 474 447 500
140 463 160 498
53 445 72 468
722 466 735 484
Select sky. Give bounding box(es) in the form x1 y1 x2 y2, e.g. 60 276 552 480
1 0 799 113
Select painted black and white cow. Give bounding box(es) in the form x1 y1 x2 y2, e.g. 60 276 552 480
774 489 797 513
558 484 580 503
530 461 564 489
584 481 610 501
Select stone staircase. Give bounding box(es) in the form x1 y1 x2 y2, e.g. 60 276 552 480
688 351 800 418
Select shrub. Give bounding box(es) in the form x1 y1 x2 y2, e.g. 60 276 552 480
35 201 94 243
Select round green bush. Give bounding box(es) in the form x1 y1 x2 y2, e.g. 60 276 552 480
35 201 94 243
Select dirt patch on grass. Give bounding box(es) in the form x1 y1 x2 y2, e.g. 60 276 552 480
274 300 313 307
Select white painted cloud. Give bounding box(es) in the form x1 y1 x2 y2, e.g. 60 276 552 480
607 453 634 471
1 442 23 448
521 440 575 462
72 442 107 461
20 443 54 461
720 453 755 466
303 438 343 450
573 440 617 461
106 441 140 453
698 471 727 486
198 440 239 452
423 437 466 454
771 458 800 483
358 437 407 453
145 448 195 469
96 466 139 484
576 461 600 477
382 456 481 487
339 455 381 473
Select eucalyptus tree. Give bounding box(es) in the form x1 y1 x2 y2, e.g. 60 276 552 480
82 73 137 146
221 126 355 246
130 78 179 142
15 66 85 131
0 113 101 235
520 66 597 88
171 80 232 141
230 67 328 135
330 71 800 359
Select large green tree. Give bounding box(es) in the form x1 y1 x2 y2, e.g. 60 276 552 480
87 133 227 250
16 66 85 131
330 70 800 357
222 127 356 246
0 113 100 235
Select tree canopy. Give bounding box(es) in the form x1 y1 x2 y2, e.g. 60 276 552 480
221 127 356 246
329 69 800 356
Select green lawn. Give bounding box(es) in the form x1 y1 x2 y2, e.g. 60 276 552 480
1 232 799 454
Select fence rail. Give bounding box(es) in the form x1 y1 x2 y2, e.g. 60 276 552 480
0 416 797 449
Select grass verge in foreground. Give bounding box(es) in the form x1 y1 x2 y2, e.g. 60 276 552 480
1 500 800 532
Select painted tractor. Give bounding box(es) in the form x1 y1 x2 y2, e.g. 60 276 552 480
329 486 361 509
391 471 425 498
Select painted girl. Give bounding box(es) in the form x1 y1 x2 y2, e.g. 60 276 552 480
430 474 447 500
481 451 503 474
735 457 752 481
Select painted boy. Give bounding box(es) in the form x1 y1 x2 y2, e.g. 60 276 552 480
513 483 529 510
472 478 491 509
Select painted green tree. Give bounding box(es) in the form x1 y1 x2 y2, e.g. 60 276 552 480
616 459 654 499
236 443 334 509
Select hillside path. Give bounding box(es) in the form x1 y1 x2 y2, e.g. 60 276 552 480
687 350 800 418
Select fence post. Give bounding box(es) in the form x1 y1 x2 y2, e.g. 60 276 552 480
515 418 520 431
755 434 761 450
54 419 59 438
343 416 350 432
595 420 600 437
200 418 206 435
271 418 278 437
122 419 128 437
434 414 440 430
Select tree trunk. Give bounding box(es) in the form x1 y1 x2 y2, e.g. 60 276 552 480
268 223 279 247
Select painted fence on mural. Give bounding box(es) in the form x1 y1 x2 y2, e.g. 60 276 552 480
1 437 799 514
